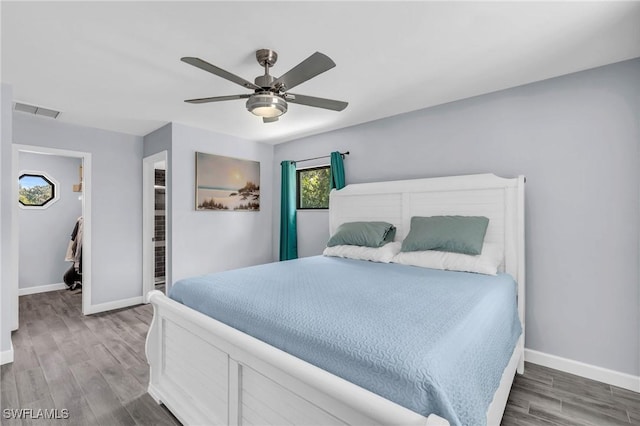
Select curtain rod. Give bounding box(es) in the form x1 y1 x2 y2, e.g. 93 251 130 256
293 151 349 164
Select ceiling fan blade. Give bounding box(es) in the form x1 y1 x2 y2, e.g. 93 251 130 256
263 117 279 123
184 94 251 104
287 93 348 111
271 52 336 91
181 57 260 90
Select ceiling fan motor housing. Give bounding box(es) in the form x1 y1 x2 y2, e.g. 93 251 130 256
255 49 278 88
254 74 276 88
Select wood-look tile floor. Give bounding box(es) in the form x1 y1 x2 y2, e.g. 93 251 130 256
1 289 639 426
503 363 639 426
1 289 178 426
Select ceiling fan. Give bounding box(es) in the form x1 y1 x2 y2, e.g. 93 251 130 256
181 49 348 123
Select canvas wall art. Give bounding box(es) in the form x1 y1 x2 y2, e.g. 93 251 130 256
195 152 260 211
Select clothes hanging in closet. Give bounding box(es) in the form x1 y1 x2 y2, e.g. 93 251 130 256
63 216 83 290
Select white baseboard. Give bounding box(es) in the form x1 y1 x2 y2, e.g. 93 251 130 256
1 343 14 365
84 296 143 315
525 348 640 392
18 282 68 296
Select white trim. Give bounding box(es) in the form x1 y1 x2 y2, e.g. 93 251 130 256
83 296 143 315
295 163 330 171
12 144 92 321
0 342 14 365
525 348 640 392
18 282 67 296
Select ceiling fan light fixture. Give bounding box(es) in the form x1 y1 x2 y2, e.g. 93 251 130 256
182 50 348 120
246 93 287 118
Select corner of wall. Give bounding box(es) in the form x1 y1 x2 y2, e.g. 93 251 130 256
167 122 274 282
1 83 15 355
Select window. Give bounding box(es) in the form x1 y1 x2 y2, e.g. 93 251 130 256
297 166 331 209
18 172 59 209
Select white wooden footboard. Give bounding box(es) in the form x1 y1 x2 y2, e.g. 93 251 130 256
145 290 444 426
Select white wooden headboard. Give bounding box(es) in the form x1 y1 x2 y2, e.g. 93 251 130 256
329 173 526 331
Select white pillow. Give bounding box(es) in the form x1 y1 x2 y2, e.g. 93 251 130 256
323 242 402 263
391 243 503 275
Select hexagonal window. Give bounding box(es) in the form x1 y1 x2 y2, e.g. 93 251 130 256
19 172 59 209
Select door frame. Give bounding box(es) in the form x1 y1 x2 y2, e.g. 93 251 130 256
142 151 168 299
11 144 92 324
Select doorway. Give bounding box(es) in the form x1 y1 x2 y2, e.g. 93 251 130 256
11 144 92 329
143 151 168 299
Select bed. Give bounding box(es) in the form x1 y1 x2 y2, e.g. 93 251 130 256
145 173 526 426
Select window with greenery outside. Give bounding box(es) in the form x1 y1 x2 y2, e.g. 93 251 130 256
19 173 56 207
297 166 330 209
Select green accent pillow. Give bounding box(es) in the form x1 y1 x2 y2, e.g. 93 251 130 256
327 221 396 248
400 216 489 255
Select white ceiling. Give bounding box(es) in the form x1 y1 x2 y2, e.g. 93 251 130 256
2 1 639 145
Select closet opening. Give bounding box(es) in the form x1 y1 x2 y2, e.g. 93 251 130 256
153 166 166 291
143 151 168 298
11 145 92 330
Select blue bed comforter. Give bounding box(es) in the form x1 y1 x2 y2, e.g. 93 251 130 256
170 256 522 425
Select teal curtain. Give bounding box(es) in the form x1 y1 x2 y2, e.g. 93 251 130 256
330 151 346 190
279 161 298 261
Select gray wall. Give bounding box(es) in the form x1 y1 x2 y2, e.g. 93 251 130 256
18 152 83 289
1 83 14 355
273 58 640 376
170 123 274 285
143 123 172 158
12 114 144 305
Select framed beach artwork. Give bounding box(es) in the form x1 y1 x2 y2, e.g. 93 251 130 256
195 152 260 211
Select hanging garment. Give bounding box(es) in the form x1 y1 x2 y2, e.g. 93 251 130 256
64 216 83 289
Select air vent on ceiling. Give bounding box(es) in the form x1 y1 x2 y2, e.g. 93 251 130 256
14 102 60 119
